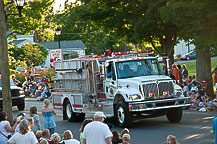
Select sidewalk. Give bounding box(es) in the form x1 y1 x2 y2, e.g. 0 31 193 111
25 97 37 101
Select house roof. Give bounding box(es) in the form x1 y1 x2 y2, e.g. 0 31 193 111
38 40 86 50
8 39 27 45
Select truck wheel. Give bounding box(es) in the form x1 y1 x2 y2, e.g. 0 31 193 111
63 100 77 122
115 101 132 128
166 107 183 123
17 102 25 111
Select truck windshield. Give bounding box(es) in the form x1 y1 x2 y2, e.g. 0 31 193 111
116 59 162 79
0 79 17 87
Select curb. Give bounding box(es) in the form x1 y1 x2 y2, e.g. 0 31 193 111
25 98 37 101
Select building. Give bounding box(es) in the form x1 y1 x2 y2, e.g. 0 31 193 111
38 40 86 67
174 40 195 57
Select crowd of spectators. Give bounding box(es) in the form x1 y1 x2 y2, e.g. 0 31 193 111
12 75 51 101
169 63 217 112
0 108 133 144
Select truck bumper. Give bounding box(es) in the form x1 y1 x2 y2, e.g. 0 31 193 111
0 95 25 106
128 97 190 111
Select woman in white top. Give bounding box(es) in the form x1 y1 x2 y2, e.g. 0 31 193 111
61 130 80 144
7 119 38 144
0 111 19 144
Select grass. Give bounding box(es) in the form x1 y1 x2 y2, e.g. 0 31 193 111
177 58 217 76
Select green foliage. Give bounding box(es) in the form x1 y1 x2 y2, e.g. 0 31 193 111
20 43 48 68
8 44 26 74
52 2 134 55
5 0 55 41
63 51 79 59
69 0 179 62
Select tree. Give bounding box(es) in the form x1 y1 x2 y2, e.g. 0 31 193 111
0 0 13 123
52 2 133 55
73 0 180 63
160 0 217 96
8 44 26 74
5 0 55 41
19 43 48 68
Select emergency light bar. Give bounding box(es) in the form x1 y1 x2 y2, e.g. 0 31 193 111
113 50 154 56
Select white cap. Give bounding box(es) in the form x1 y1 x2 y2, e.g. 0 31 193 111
122 133 130 141
94 111 106 119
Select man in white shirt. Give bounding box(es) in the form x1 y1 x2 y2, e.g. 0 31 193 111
83 111 112 144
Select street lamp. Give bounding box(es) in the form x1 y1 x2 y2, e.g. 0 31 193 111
55 28 61 49
5 0 25 21
13 0 25 16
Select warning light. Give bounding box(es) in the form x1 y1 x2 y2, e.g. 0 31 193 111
149 93 154 97
50 58 55 62
98 104 102 108
128 106 132 109
163 92 169 95
60 94 63 97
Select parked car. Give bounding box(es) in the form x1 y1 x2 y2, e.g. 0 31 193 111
180 50 196 60
0 79 25 110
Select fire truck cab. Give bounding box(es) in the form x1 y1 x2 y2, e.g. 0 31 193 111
52 51 190 127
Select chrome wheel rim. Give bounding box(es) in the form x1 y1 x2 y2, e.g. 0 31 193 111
118 106 125 124
66 103 72 118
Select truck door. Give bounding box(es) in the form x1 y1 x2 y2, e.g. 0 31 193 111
105 62 117 99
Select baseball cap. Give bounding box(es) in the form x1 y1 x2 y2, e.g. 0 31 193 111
122 133 130 141
94 111 106 119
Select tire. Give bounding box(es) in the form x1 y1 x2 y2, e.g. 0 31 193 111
63 100 77 122
166 107 183 123
17 101 25 111
114 100 132 128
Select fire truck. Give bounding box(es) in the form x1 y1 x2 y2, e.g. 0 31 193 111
52 50 190 127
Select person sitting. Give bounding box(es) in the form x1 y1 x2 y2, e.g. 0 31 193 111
107 71 112 78
190 81 198 93
123 65 133 77
37 90 46 101
189 90 198 110
182 82 189 97
137 65 147 76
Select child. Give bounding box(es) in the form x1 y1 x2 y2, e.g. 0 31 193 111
182 82 189 97
190 90 198 110
164 135 179 144
214 72 217 98
190 81 198 93
122 133 130 144
42 99 56 136
37 90 46 101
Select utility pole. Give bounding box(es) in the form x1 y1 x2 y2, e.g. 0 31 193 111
0 0 13 123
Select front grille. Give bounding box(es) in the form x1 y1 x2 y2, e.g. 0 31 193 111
142 81 174 97
11 89 20 97
158 82 174 96
143 83 158 97
0 89 20 98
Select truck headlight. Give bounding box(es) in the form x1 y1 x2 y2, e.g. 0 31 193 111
126 94 141 100
174 89 182 97
19 90 24 95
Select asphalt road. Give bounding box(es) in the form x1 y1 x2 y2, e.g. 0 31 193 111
12 99 215 144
